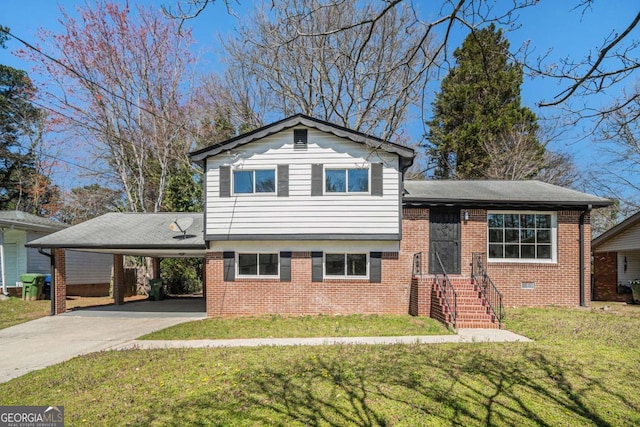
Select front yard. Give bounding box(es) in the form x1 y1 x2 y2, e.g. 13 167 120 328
140 313 452 340
1 303 639 426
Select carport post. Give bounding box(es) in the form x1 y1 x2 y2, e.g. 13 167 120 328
113 254 125 305
53 249 67 315
151 257 161 279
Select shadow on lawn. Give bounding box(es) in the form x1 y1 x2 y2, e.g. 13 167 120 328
241 348 625 426
134 345 635 426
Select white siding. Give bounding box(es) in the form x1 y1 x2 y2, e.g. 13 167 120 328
209 240 399 253
618 251 640 285
596 223 640 252
65 251 113 285
27 231 52 274
205 128 401 238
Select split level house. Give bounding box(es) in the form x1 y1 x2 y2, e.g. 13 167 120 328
28 114 612 329
189 114 612 328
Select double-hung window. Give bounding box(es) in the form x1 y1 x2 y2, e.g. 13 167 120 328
325 253 368 278
488 212 556 262
237 253 279 277
233 169 275 194
325 168 369 193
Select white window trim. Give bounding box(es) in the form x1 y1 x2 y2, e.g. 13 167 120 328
487 211 558 264
324 167 370 195
232 168 277 196
236 252 280 278
324 252 369 278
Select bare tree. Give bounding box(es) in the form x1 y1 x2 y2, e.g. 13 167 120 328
218 0 434 141
166 1 640 127
18 1 198 212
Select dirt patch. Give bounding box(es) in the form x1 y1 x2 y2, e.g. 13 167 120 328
589 301 640 318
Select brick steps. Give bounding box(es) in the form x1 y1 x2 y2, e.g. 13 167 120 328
428 277 502 330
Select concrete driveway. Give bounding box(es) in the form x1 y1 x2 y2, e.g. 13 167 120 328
0 299 206 384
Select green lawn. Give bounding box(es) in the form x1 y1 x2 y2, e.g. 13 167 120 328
0 297 52 329
1 305 639 426
141 314 452 340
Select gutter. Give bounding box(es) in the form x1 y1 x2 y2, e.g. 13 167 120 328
38 248 55 316
0 228 6 295
580 205 592 307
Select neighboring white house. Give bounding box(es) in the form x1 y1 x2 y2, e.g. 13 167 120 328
0 211 113 297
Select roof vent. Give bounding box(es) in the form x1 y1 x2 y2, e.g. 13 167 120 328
293 129 308 150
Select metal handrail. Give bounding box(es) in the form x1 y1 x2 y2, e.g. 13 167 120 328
471 252 504 324
434 251 457 329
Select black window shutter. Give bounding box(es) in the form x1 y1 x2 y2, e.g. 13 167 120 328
223 251 235 281
311 164 323 196
370 252 382 283
371 163 383 196
312 251 323 282
219 166 231 198
277 164 289 197
280 251 292 282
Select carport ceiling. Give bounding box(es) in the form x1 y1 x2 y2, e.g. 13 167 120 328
26 212 205 258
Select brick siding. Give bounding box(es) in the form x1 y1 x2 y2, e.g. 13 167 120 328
204 208 592 316
593 251 631 302
53 249 67 315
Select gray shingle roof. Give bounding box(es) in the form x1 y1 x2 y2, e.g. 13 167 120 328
189 114 415 171
0 210 67 232
26 212 205 257
403 180 613 208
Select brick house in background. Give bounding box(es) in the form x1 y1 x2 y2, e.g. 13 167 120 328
190 114 612 327
592 211 640 302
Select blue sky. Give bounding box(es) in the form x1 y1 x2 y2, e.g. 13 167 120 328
1 0 638 192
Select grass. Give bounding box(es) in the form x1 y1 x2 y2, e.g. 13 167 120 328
0 295 147 330
2 303 640 425
140 314 452 340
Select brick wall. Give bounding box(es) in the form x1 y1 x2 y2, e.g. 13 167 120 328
205 251 412 316
463 209 591 307
203 207 591 316
53 249 67 315
593 251 630 302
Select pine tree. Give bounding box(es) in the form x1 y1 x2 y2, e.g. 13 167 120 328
0 26 58 214
426 24 543 179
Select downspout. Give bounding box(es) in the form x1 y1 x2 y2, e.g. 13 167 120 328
579 205 592 307
38 248 54 316
0 228 6 295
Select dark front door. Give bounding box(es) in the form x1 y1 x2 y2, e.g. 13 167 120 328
429 209 461 274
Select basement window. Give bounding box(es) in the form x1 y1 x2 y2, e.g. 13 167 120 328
237 253 279 278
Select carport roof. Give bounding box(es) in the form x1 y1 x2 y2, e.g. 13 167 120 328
25 212 205 258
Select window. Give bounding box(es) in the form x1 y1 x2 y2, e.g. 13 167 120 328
237 253 279 277
488 212 555 261
325 168 369 193
325 253 368 277
233 169 275 194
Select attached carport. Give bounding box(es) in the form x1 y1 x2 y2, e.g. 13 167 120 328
25 212 205 315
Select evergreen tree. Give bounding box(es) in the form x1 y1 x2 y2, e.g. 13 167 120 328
426 24 543 179
0 26 58 214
